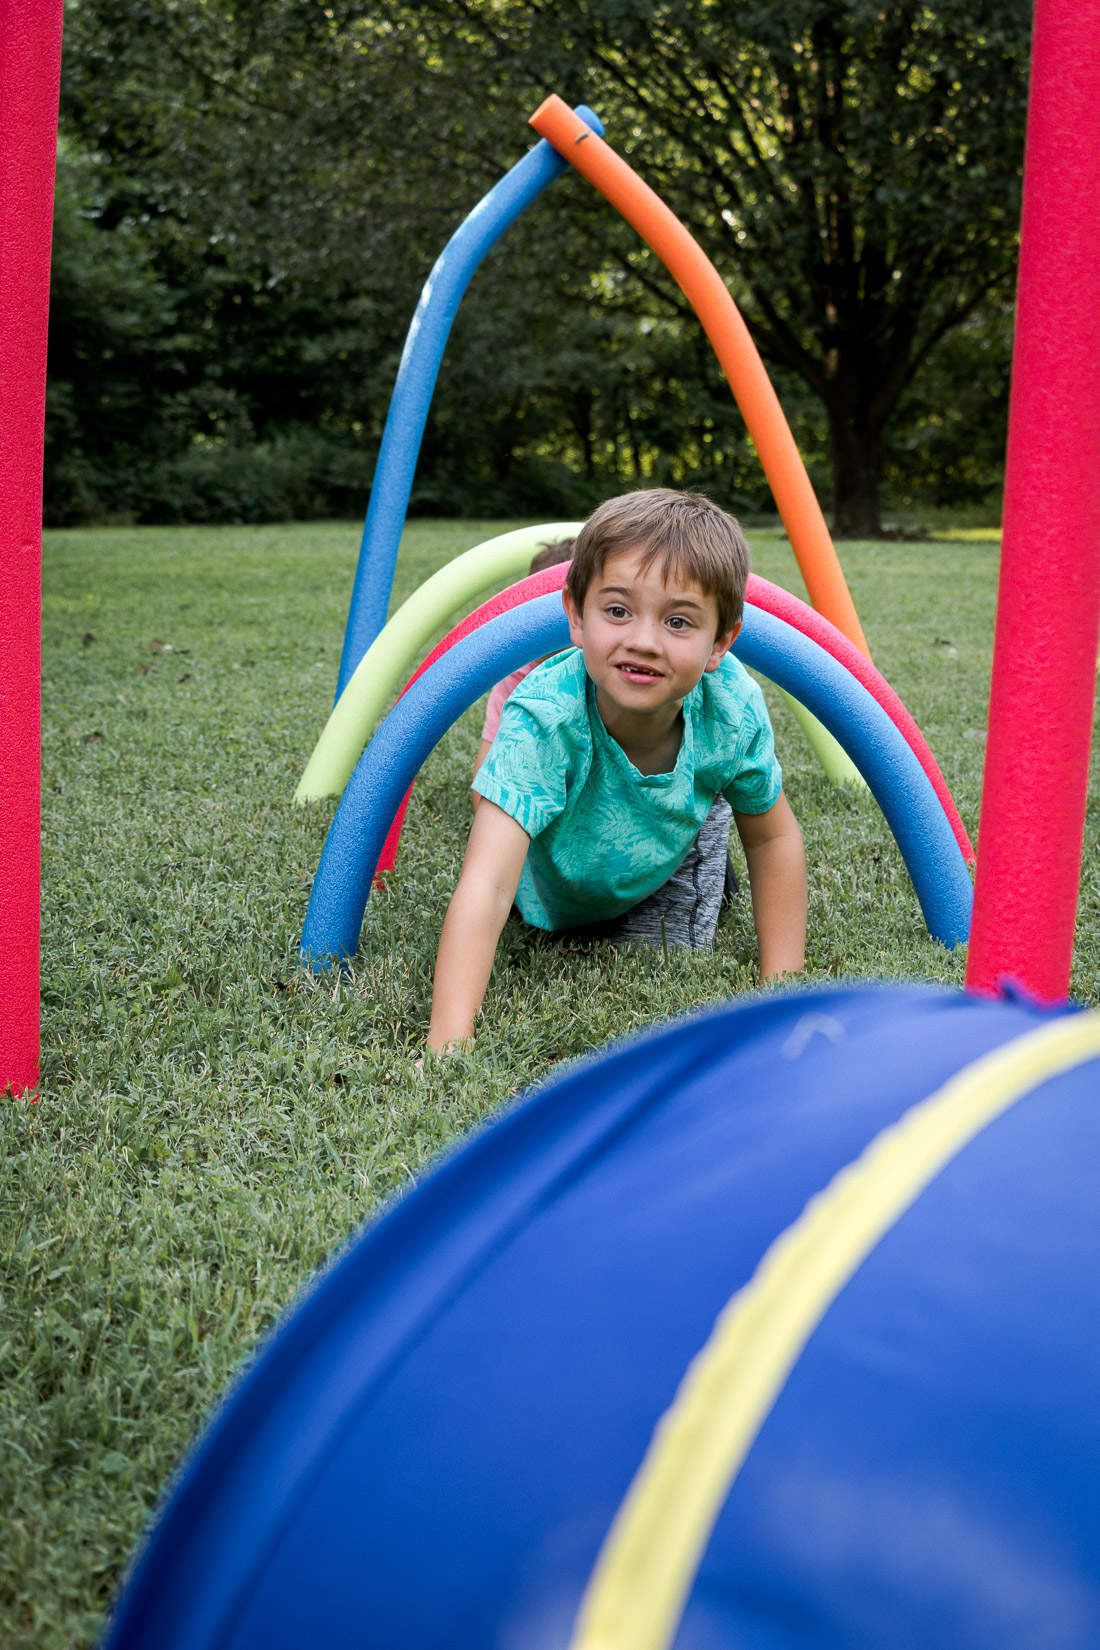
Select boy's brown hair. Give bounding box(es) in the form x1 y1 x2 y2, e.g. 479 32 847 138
564 489 749 636
530 538 574 575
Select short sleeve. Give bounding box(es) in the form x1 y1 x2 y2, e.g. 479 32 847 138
471 698 570 839
722 687 783 814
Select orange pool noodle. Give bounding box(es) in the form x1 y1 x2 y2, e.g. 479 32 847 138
529 95 870 659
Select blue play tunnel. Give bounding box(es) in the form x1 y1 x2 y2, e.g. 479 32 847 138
104 982 1100 1650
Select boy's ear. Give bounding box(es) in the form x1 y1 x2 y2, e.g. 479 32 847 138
562 586 585 648
704 617 741 672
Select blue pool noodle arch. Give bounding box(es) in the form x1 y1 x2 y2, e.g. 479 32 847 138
336 106 605 697
300 595 974 965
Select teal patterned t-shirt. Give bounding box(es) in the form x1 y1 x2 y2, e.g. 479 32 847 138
471 647 782 931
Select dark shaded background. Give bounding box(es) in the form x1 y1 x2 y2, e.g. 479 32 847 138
48 0 1026 534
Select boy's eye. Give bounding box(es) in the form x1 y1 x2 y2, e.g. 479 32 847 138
667 615 691 631
607 605 629 619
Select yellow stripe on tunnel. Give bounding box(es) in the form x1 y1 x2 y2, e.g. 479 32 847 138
569 1010 1100 1650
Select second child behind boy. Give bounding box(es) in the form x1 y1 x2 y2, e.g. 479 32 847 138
427 489 807 1053
471 537 575 799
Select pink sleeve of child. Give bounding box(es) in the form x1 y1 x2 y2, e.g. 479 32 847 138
481 662 539 743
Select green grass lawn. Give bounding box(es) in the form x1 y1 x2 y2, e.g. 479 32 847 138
4 518 1100 1645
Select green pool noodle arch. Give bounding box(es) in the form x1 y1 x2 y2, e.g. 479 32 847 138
295 522 862 803
295 524 583 802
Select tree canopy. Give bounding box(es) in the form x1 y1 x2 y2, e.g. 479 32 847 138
49 0 1028 532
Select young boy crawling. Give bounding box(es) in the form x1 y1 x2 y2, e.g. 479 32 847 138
427 488 807 1053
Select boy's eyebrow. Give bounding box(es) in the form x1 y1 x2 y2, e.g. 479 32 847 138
598 582 707 611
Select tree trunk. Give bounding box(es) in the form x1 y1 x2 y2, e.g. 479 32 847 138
825 400 885 539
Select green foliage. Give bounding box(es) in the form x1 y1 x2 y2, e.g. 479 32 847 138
426 0 1030 530
46 142 179 524
139 431 375 526
52 0 436 524
51 1 1025 530
883 300 1013 511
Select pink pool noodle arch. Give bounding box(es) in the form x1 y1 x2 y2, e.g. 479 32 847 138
373 564 972 883
0 3 64 1097
373 564 569 879
966 0 1100 1002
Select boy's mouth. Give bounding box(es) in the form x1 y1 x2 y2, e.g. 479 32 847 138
615 661 665 682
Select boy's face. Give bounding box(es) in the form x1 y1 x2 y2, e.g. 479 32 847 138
562 545 741 718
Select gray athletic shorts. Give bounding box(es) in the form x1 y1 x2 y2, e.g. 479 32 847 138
543 796 734 951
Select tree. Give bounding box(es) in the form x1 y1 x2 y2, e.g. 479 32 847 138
56 0 763 521
415 0 1030 534
54 0 1025 532
46 141 179 523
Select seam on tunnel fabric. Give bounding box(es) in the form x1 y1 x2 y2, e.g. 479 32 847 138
567 1009 1100 1650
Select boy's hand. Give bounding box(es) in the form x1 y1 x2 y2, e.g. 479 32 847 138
734 792 807 982
427 801 530 1051
415 1036 472 1074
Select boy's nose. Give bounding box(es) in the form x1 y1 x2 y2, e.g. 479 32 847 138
629 617 663 652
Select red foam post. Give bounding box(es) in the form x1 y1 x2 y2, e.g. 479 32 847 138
0 2 64 1096
966 0 1100 1002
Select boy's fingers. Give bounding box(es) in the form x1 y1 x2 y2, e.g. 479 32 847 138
418 1036 474 1072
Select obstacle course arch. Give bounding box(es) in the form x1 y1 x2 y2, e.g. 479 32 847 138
296 98 981 969
334 107 604 697
308 92 877 805
298 589 974 969
333 100 866 694
366 563 974 884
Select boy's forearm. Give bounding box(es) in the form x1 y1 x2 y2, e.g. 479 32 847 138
427 874 513 1050
744 831 807 981
427 798 530 1053
470 739 492 812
